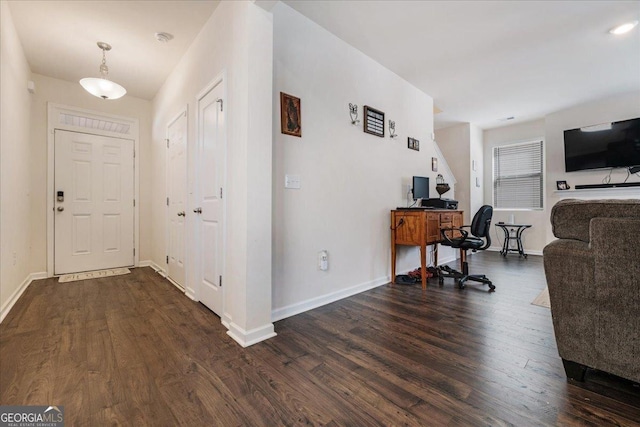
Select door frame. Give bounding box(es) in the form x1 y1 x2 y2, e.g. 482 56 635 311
192 71 228 320
47 103 140 277
165 106 188 291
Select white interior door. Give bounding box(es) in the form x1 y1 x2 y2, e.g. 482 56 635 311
196 82 225 316
167 111 187 287
54 130 134 274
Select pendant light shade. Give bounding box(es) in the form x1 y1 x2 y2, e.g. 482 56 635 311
80 42 126 100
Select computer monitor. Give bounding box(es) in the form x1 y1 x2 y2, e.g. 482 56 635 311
412 176 429 200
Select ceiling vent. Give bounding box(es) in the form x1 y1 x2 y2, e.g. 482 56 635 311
155 32 174 43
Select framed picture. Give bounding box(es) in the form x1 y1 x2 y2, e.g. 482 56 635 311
280 92 301 137
363 105 385 137
556 180 569 190
432 157 438 172
408 137 419 151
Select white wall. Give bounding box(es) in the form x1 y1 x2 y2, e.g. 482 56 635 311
436 124 471 222
483 91 640 253
0 1 33 317
272 3 456 319
152 1 274 345
469 124 484 218
28 74 153 272
544 90 640 243
483 119 547 253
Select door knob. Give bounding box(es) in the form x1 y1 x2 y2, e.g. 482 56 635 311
177 211 185 217
193 207 202 214
56 206 64 212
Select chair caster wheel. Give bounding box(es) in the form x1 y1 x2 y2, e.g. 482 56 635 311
488 284 495 292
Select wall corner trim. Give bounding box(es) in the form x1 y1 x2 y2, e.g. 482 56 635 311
0 272 47 324
226 322 277 347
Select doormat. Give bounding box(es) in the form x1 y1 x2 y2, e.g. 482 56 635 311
531 287 550 308
58 268 131 283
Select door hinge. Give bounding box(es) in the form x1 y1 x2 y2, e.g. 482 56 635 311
133 149 136 158
220 187 223 199
166 255 169 264
166 138 169 148
133 248 136 256
219 276 222 287
133 199 136 207
166 197 169 206
216 98 223 112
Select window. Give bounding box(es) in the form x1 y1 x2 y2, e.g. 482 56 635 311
493 140 543 209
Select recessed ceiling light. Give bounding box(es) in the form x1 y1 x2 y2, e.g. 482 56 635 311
155 32 174 43
609 21 638 35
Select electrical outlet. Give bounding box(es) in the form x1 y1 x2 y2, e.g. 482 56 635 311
404 184 412 197
318 250 328 271
285 174 301 189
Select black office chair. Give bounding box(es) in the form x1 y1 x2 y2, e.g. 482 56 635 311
438 205 495 291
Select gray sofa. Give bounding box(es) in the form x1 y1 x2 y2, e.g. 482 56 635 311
543 198 640 383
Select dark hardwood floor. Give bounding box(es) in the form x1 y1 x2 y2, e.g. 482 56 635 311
1 252 639 426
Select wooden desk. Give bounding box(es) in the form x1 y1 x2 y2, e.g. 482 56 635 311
391 209 463 289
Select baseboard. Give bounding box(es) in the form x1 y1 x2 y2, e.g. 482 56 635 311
165 276 185 292
139 260 167 277
271 255 461 323
138 260 188 293
226 321 277 347
272 275 388 322
486 247 543 256
0 272 47 324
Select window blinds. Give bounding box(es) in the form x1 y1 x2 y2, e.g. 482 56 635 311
493 140 543 209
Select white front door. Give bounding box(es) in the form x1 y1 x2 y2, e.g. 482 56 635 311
54 130 134 274
196 81 225 316
167 111 187 288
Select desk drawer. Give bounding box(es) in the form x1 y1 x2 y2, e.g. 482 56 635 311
440 213 452 222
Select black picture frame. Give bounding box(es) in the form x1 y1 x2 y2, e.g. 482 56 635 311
408 137 419 151
556 180 569 190
363 105 385 137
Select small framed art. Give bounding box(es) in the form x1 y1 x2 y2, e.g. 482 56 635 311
280 92 301 137
408 137 420 151
363 105 385 137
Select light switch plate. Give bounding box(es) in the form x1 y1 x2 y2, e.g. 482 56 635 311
285 174 301 189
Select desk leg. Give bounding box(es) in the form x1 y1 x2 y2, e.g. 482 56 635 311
391 243 397 285
420 244 427 290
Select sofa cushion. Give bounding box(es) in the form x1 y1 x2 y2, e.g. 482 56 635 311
550 199 640 243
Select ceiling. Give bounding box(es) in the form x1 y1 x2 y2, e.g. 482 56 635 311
7 1 640 130
284 0 640 129
7 1 220 100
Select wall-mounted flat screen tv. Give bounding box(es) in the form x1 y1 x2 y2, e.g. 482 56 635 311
563 117 640 172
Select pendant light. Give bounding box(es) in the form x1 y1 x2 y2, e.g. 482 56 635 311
79 42 127 100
